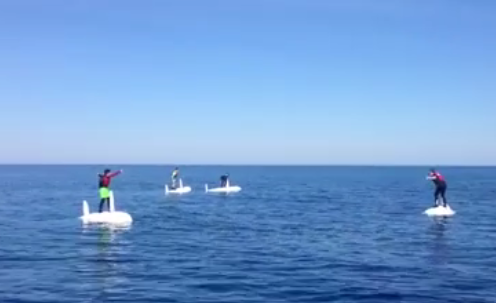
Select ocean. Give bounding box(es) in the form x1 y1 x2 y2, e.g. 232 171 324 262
1 165 495 303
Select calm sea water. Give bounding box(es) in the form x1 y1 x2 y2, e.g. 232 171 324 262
1 165 496 303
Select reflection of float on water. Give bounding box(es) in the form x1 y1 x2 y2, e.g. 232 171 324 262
77 222 133 300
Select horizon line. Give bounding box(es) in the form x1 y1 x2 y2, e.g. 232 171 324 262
0 163 495 167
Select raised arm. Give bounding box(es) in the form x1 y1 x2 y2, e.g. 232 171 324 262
109 170 123 178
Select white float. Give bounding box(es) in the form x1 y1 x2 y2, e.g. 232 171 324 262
205 179 241 193
165 179 192 194
79 191 133 225
424 202 455 217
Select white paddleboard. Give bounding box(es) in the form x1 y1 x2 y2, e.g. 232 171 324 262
424 204 455 217
205 179 241 193
165 179 192 194
79 191 133 226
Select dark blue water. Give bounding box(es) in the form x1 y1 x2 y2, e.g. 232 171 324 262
1 165 496 303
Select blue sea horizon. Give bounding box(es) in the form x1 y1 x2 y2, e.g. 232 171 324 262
1 165 495 302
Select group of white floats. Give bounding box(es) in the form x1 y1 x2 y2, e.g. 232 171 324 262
79 178 242 227
164 178 241 194
79 178 455 227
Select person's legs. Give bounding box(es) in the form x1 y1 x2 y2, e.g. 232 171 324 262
434 187 441 206
440 185 447 207
99 199 106 212
99 187 110 212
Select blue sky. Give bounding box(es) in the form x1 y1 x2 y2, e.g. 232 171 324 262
0 0 495 165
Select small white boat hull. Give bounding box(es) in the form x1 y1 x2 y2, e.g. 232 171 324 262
165 179 192 194
424 204 455 217
79 191 133 226
205 180 241 193
166 186 192 194
80 211 133 225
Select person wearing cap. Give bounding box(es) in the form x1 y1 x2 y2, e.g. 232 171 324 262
220 173 229 187
98 168 123 212
426 168 448 207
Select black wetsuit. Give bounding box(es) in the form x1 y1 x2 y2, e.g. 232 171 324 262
220 175 228 187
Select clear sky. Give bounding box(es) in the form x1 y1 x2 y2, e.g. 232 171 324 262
0 0 495 165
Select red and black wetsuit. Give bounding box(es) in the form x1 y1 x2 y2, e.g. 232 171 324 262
429 171 447 206
99 171 121 188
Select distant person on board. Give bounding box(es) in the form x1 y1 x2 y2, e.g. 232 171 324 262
426 168 447 207
98 168 123 212
171 167 179 189
220 174 229 187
